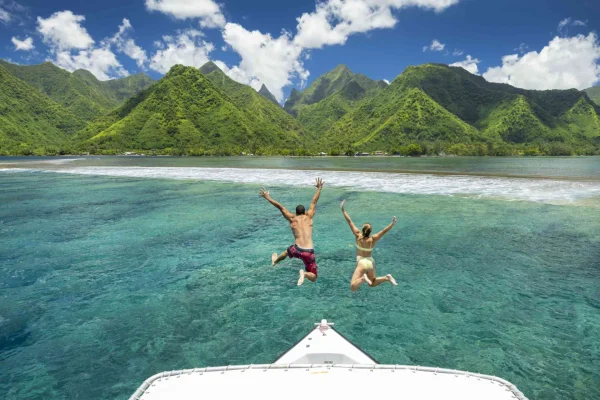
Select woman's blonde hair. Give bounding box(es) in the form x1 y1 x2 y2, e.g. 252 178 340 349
362 223 372 238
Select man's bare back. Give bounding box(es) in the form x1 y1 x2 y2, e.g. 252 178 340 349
289 214 314 249
259 178 324 285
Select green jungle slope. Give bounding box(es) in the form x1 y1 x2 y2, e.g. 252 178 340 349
288 65 388 133
585 86 600 106
74 65 307 153
319 63 600 151
0 60 153 121
0 63 85 153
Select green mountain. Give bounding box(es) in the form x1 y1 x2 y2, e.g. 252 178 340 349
0 63 84 154
285 64 387 134
198 61 305 138
258 84 279 105
319 63 600 152
0 60 154 121
74 65 307 153
284 64 386 116
585 86 600 106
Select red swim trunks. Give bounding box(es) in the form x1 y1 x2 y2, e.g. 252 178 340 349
287 245 318 276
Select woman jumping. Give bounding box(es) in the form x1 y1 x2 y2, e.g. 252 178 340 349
340 200 398 292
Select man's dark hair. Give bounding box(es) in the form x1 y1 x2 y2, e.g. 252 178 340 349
296 205 306 215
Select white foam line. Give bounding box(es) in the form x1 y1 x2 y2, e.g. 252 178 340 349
36 166 600 204
0 158 80 165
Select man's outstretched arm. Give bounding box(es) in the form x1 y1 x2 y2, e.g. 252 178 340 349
259 188 294 221
373 216 397 242
307 178 324 218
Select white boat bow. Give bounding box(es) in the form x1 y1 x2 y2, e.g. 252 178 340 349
130 319 528 400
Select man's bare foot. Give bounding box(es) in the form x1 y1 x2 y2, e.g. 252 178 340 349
387 274 398 286
297 270 305 286
271 253 278 266
363 275 372 286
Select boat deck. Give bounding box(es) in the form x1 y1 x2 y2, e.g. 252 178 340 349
130 364 526 400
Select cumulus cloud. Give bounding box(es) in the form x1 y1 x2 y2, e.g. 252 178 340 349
145 0 225 28
54 47 128 80
423 39 445 52
110 19 148 68
450 55 480 75
294 0 458 50
11 36 34 51
220 23 309 102
37 11 94 50
558 18 586 36
483 33 600 90
383 79 390 84
218 0 459 103
37 10 129 80
149 29 214 73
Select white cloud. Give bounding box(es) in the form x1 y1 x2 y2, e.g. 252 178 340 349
450 55 480 75
383 79 390 84
11 36 34 51
54 46 128 80
217 0 458 103
110 19 148 68
37 11 129 81
145 0 225 28
483 33 600 90
558 18 586 36
514 43 528 54
220 23 309 102
0 8 10 22
149 29 214 73
423 39 445 52
37 11 94 50
452 48 463 56
294 0 459 50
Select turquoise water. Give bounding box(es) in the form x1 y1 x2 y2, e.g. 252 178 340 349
1 159 600 399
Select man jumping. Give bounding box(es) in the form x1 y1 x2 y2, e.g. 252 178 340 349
259 178 324 286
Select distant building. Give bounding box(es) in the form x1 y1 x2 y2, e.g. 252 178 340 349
124 152 136 156
374 151 385 156
319 152 327 156
355 152 371 157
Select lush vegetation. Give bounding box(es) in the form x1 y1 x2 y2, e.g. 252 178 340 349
316 64 600 154
74 65 309 154
0 60 153 121
0 63 85 155
585 86 600 107
0 59 599 156
291 65 388 134
284 64 386 116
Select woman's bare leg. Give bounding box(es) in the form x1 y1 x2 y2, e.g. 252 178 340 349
272 251 288 266
350 266 371 292
367 269 397 287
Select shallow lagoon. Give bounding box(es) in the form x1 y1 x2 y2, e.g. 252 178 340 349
1 157 599 399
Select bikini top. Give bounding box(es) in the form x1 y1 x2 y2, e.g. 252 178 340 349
356 243 374 252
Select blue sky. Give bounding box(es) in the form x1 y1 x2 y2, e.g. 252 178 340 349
1 0 599 102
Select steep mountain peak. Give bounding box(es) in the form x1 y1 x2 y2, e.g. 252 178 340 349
330 64 352 74
199 61 223 75
258 84 279 106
